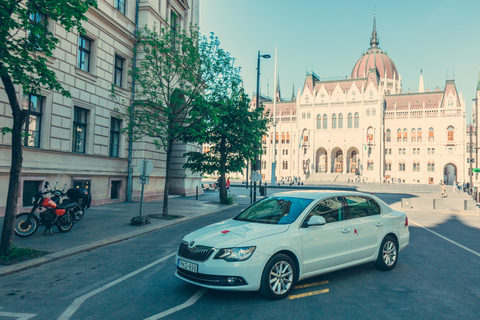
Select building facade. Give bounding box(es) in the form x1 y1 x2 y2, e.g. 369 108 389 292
0 0 200 216
258 19 468 185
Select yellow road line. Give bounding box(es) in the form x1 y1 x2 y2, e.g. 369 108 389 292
294 280 329 289
288 288 329 300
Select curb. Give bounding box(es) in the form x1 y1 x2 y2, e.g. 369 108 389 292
0 205 233 278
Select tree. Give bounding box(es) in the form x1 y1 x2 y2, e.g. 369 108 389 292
0 0 97 254
183 83 269 204
112 26 231 216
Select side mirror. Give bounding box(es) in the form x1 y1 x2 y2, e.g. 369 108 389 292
307 216 326 227
44 181 50 189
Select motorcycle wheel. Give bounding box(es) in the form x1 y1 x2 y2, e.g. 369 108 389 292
74 204 85 221
14 213 40 237
57 212 74 233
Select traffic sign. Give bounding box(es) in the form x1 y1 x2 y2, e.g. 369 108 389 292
473 168 480 173
137 159 153 176
251 171 262 181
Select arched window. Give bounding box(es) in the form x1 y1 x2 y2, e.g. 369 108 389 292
369 90 373 99
316 114 321 129
286 132 290 144
397 129 401 142
403 128 408 141
262 135 267 145
323 114 328 129
386 129 391 142
429 127 434 141
447 126 454 141
332 114 337 129
338 113 343 129
354 112 359 128
411 129 416 142
348 113 353 128
281 132 285 144
275 132 279 144
417 128 422 142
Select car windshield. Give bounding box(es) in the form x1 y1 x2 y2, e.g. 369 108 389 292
233 197 313 224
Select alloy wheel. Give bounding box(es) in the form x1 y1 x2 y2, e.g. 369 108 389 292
382 240 397 266
269 261 293 295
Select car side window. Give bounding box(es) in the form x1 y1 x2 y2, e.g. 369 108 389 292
307 197 343 223
367 198 381 216
345 196 370 219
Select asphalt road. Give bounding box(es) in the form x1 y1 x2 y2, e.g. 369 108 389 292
1 193 480 320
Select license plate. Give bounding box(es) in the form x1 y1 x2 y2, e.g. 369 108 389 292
178 259 198 273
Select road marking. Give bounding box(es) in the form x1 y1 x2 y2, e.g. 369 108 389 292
294 280 329 289
288 288 329 300
410 219 480 257
0 311 37 319
143 288 208 320
57 251 176 320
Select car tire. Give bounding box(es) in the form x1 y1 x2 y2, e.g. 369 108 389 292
375 235 398 271
260 253 296 300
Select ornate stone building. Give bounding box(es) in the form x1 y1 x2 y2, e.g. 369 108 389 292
0 0 200 215
259 18 467 185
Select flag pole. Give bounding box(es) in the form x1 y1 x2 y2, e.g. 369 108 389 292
271 47 277 186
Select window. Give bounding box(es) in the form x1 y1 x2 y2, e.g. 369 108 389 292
276 132 279 144
429 127 434 141
73 107 88 153
316 115 321 129
397 129 401 142
338 114 343 129
403 148 406 155
302 113 306 119
447 126 454 141
385 162 392 171
386 129 391 142
345 196 370 219
366 198 381 215
262 135 267 145
22 94 43 148
115 0 126 14
283 161 288 170
372 109 376 116
417 128 422 142
281 132 285 144
286 132 290 144
111 180 121 199
170 10 178 33
307 112 311 119
23 181 41 207
323 114 327 129
428 162 435 172
398 148 402 155
403 128 407 142
399 162 406 171
366 109 370 116
110 118 121 157
413 162 420 172
78 36 92 72
261 161 266 169
367 160 374 170
354 112 359 128
332 114 337 129
431 148 435 155
411 129 416 142
348 113 353 128
28 11 47 48
73 179 91 190
114 55 125 87
307 197 343 223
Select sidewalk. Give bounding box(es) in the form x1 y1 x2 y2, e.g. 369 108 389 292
1 181 477 277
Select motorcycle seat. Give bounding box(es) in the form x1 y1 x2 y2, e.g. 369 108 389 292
57 203 76 210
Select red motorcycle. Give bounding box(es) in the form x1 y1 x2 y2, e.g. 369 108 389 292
14 181 76 237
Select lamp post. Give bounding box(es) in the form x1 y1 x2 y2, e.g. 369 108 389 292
252 51 271 203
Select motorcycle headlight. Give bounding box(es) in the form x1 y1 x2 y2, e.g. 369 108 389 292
213 246 256 262
32 197 36 205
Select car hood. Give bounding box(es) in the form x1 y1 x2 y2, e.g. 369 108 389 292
183 219 289 248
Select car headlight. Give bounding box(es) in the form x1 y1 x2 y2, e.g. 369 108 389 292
213 246 256 262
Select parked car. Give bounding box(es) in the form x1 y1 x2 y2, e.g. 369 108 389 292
175 191 409 299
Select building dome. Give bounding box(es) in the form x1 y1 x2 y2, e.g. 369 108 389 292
350 17 399 80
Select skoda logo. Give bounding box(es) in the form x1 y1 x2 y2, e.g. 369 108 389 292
189 241 195 247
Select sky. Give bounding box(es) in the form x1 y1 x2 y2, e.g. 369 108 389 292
199 0 480 121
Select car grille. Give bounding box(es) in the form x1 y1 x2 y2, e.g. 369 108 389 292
178 241 215 262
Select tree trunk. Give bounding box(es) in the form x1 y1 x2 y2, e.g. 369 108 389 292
219 136 228 203
162 138 174 217
0 72 25 254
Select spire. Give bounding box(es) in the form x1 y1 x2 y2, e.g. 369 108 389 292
275 74 281 101
370 14 379 48
477 67 480 90
419 69 425 93
291 82 296 101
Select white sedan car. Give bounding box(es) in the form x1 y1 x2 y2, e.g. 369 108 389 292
175 191 409 299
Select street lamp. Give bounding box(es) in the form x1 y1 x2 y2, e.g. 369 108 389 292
251 51 271 203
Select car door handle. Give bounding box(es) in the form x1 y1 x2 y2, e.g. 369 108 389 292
375 223 383 227
341 229 350 233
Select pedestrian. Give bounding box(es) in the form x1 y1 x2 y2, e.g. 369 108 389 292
226 177 230 190
466 182 470 194
463 182 466 193
441 182 447 198
453 181 457 193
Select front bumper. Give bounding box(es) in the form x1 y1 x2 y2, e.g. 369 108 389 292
175 251 269 291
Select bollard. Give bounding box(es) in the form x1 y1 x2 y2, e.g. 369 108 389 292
196 186 198 200
433 199 444 210
464 199 476 211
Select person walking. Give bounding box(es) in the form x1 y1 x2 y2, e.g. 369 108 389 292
226 178 230 190
453 181 457 193
441 182 447 198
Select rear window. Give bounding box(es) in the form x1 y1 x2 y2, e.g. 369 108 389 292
234 197 313 224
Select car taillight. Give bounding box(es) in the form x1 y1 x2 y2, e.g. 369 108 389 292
405 216 408 226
